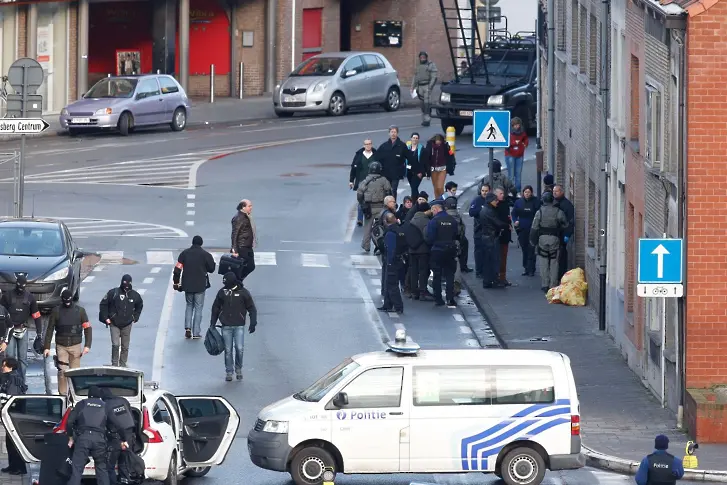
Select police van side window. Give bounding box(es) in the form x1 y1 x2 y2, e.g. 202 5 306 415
413 366 489 406
492 366 555 404
337 367 403 409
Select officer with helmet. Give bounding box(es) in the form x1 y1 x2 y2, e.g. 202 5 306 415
357 160 393 252
0 275 43 379
43 289 92 395
99 388 136 485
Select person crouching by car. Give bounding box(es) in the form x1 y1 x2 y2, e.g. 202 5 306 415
349 139 377 226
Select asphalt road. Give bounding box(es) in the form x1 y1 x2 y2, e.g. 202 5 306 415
8 108 699 485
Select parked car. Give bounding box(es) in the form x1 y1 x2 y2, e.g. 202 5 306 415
273 52 401 117
0 218 84 313
59 75 191 136
1 367 239 484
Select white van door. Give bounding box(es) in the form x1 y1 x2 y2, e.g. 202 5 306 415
329 366 408 473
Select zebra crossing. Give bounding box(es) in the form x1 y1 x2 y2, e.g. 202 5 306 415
56 217 189 238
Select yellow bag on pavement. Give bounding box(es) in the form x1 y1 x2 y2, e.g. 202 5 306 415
560 268 586 286
546 268 588 306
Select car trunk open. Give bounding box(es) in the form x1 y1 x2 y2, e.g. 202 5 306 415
64 366 143 409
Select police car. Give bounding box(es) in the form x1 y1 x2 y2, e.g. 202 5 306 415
248 330 585 485
0 367 239 485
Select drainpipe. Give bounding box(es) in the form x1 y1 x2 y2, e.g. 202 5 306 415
179 0 190 91
546 0 555 177
27 3 38 59
265 0 278 93
597 0 610 332
675 26 687 428
77 0 89 97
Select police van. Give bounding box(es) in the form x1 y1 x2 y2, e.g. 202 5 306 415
248 330 585 485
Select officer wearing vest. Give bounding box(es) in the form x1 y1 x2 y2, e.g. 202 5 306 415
67 386 131 485
0 275 42 380
635 435 685 485
410 51 438 127
43 289 92 395
529 192 568 292
99 388 136 485
425 200 459 307
377 213 406 314
99 275 144 367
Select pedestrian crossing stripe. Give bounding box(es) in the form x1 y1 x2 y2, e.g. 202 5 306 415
476 117 506 144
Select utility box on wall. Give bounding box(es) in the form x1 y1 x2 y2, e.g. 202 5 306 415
373 20 403 47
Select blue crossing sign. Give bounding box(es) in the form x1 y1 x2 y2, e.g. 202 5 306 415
638 238 683 284
473 110 510 148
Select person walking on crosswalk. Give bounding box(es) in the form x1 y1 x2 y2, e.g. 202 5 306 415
231 199 257 281
99 275 143 367
173 235 216 339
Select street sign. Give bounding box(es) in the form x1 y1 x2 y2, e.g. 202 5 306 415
637 284 683 298
638 238 683 284
8 57 44 95
477 6 501 22
5 94 43 118
0 119 50 135
473 110 510 148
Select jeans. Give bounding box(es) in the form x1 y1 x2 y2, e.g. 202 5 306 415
6 330 28 379
482 237 501 286
110 324 132 367
505 156 524 193
221 326 245 374
184 292 205 336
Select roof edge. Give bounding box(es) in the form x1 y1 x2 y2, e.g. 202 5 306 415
685 0 720 16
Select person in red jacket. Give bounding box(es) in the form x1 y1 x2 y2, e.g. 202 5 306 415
504 117 529 194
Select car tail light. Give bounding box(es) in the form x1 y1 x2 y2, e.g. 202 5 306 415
53 408 71 433
571 415 580 436
142 407 163 443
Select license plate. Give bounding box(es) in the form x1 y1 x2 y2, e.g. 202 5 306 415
459 110 473 117
283 95 294 102
71 118 90 124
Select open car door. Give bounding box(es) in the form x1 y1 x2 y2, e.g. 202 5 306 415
1 395 66 463
175 396 239 467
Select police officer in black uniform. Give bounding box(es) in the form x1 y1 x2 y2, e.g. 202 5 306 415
0 290 10 353
425 200 459 307
66 386 131 485
99 388 136 485
635 435 685 485
0 275 43 379
99 275 144 367
377 213 406 314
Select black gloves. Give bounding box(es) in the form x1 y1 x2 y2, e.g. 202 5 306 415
248 324 256 334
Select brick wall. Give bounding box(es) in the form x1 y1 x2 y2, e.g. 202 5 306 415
685 0 727 389
188 74 229 97
236 0 266 96
17 6 26 58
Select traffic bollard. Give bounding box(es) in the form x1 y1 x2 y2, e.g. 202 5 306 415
210 64 215 103
446 126 456 153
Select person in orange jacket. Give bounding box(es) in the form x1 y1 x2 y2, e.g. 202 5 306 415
504 117 529 195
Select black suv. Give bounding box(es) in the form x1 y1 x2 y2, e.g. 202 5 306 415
0 218 85 313
431 36 537 136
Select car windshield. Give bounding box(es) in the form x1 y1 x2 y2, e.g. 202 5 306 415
466 57 531 79
70 375 139 397
295 358 360 402
0 227 64 257
85 78 137 98
290 57 344 76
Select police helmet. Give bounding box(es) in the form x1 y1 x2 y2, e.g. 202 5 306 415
368 161 382 174
541 191 554 204
444 196 457 210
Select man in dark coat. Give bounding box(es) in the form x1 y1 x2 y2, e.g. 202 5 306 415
0 358 27 475
173 235 216 339
231 199 257 281
553 185 575 279
349 139 377 226
377 125 408 196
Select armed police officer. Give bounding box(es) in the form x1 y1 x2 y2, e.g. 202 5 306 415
173 235 216 339
635 435 684 485
530 192 568 292
99 388 136 485
66 386 131 485
378 213 406 314
43 289 92 395
479 193 509 288
357 161 393 253
0 275 42 379
411 52 438 127
425 200 459 307
99 275 143 367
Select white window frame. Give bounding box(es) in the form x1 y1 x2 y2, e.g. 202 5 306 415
644 80 664 170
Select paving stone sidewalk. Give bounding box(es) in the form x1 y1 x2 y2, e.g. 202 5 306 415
458 186 727 472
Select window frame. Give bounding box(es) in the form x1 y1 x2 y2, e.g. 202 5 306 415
136 78 161 97
644 80 663 168
158 76 180 95
327 366 404 410
412 365 490 407
342 55 365 76
491 365 557 405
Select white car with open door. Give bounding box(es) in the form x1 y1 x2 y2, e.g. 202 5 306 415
0 367 239 485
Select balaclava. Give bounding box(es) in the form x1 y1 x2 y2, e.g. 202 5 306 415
61 289 73 308
419 51 428 64
15 275 27 294
223 271 238 289
192 235 203 246
121 274 132 291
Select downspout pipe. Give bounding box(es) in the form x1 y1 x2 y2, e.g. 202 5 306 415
675 24 687 427
598 0 610 332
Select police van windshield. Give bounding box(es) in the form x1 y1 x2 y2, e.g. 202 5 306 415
295 359 360 402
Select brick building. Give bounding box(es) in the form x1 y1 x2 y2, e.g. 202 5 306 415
0 0 452 115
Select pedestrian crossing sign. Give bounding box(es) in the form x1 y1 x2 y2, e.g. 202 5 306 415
473 110 511 148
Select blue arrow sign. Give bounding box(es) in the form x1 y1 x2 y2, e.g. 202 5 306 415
638 238 683 284
473 110 510 148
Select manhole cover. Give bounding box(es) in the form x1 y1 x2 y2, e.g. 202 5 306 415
280 172 308 177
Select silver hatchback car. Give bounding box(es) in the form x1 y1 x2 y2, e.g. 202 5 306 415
59 74 191 136
273 52 401 117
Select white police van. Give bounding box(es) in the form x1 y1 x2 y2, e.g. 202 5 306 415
248 330 585 485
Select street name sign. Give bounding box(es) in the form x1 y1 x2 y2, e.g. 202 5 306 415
473 110 510 148
637 238 683 298
0 119 50 135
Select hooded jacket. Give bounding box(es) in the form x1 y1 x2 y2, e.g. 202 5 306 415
425 139 456 176
349 147 377 189
505 119 529 158
99 277 143 327
210 276 258 328
408 211 431 254
173 242 216 294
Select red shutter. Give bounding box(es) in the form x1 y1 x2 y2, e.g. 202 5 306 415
302 8 323 61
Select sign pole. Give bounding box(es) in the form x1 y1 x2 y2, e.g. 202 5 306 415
488 147 494 184
18 64 28 217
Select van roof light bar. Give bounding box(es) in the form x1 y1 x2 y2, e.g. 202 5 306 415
386 329 420 355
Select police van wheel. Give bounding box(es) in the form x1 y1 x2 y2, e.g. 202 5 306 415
499 447 546 485
290 446 335 485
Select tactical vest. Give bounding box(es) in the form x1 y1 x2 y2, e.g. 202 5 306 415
77 398 107 434
7 290 32 325
415 63 432 85
646 452 677 485
55 306 83 339
538 206 562 236
107 397 135 431
432 214 458 251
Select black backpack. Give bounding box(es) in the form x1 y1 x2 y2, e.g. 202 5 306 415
204 325 225 356
371 218 386 250
125 450 146 483
401 222 424 250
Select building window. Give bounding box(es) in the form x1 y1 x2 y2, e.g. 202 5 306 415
571 0 579 64
629 55 640 141
588 180 596 248
589 15 598 84
557 0 567 50
579 6 587 72
645 83 663 168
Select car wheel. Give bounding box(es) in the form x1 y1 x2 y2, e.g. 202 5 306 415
327 92 346 116
515 106 531 134
171 108 187 131
289 446 336 485
383 87 400 111
275 110 294 118
163 453 178 485
499 447 546 485
118 112 132 136
183 467 211 478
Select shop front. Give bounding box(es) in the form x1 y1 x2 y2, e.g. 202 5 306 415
35 2 70 113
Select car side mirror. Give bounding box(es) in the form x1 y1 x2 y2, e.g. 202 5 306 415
73 250 85 259
344 70 357 78
332 392 348 408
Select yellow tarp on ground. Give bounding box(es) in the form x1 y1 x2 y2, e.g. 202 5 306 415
546 268 588 306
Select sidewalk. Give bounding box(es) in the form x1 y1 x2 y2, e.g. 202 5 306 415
458 188 727 480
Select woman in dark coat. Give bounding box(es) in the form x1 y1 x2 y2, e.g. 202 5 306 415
405 132 428 199
349 138 377 226
424 134 456 199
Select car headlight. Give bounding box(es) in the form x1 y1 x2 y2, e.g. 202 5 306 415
61 108 69 116
94 108 112 115
312 81 329 93
487 95 504 106
440 92 451 103
41 266 69 282
261 420 289 433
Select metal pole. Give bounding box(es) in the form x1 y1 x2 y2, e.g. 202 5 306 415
157 69 160 74
265 0 278 92
485 1 490 43
291 0 296 71
179 0 190 91
239 62 244 99
13 152 20 218
230 2 237 98
535 16 542 198
598 0 610 332
210 64 215 103
546 0 555 182
27 4 38 59
488 148 494 184
18 65 28 218
78 0 89 96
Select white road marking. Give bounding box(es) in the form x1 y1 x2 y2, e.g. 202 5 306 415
99 251 124 264
371 279 381 286
388 312 399 318
150 267 162 274
152 271 176 382
393 323 405 332
186 211 195 216
187 194 195 199
465 339 480 347
460 157 478 164
301 253 330 267
49 217 188 238
146 251 175 265
136 288 147 295
349 269 390 348
92 265 106 272
185 221 194 226
186 202 194 208
142 277 154 285
82 276 95 283
366 268 378 275
343 205 357 243
459 325 473 334
350 254 380 269
452 313 465 322
254 252 277 265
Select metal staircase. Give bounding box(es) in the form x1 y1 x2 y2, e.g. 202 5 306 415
436 0 487 83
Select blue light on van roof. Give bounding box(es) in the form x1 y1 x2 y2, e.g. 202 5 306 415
386 329 420 355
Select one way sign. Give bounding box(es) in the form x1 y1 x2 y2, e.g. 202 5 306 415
473 110 510 148
638 238 683 284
